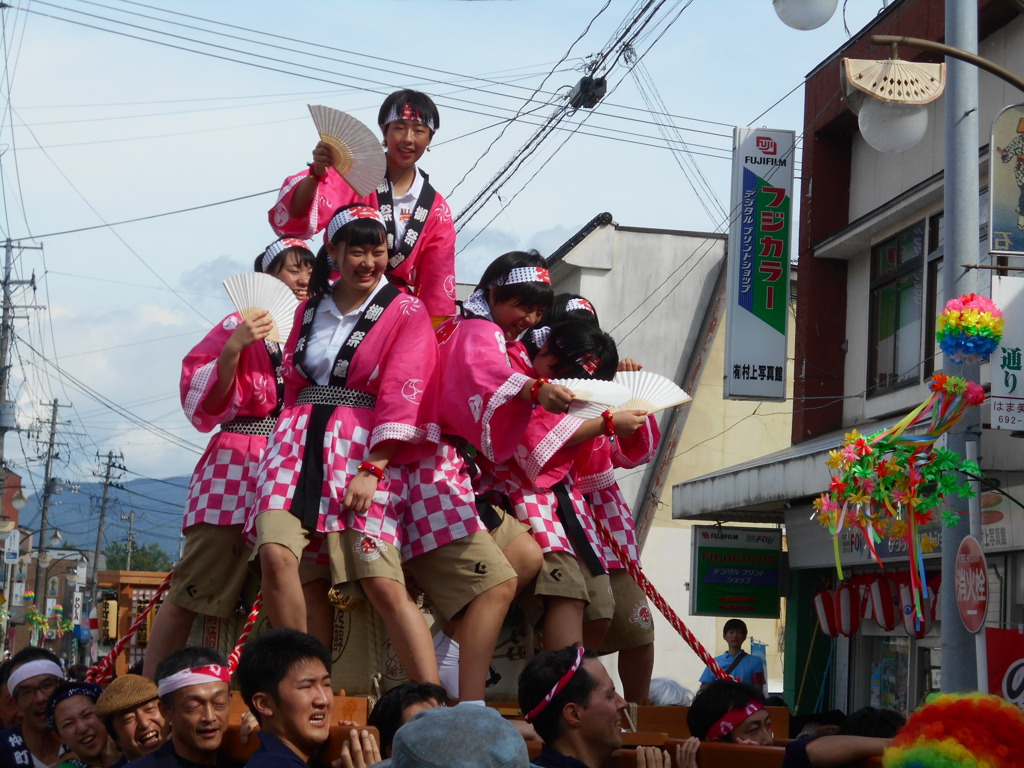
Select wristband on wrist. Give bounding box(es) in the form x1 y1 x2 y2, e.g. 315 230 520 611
357 461 385 482
307 162 326 181
602 410 616 442
530 378 549 409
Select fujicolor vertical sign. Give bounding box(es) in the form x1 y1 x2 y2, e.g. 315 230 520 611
690 525 781 618
724 127 793 401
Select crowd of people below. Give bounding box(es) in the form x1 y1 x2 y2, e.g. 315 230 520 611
0 635 1022 768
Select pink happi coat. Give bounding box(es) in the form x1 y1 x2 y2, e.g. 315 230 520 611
251 290 481 555
268 167 456 318
437 315 604 564
180 313 283 530
435 314 535 463
573 415 660 569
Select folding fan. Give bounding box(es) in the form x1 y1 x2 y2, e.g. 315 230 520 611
222 273 298 343
308 105 386 197
551 378 632 420
612 370 692 413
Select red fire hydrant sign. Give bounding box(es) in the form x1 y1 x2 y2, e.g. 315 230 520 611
955 535 988 634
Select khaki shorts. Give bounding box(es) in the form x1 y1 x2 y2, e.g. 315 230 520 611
328 528 405 586
168 524 252 618
488 507 533 553
518 551 589 627
599 570 656 652
249 510 343 585
582 568 614 623
406 532 517 621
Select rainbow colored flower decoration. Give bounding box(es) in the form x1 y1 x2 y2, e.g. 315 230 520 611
23 590 35 602
935 293 1003 364
884 693 1024 768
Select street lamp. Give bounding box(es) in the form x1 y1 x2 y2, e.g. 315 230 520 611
840 56 944 153
773 0 839 31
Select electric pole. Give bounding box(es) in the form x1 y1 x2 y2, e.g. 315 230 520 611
91 451 123 608
0 238 44 473
121 509 137 571
33 399 61 606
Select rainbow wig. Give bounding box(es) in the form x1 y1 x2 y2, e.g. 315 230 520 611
883 693 1024 768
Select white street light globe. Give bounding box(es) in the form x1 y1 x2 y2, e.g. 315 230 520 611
858 98 929 153
773 0 839 30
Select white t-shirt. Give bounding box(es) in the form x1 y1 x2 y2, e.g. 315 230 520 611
389 169 424 249
302 278 390 385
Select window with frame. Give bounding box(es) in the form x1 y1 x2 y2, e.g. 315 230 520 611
871 193 990 395
868 221 926 396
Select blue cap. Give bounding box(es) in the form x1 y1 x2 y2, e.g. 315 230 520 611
383 704 528 768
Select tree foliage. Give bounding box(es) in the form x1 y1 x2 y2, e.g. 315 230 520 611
103 541 171 572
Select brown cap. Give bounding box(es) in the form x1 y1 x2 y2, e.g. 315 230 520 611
94 674 159 723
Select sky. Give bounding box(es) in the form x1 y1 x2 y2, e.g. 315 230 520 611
0 0 885 519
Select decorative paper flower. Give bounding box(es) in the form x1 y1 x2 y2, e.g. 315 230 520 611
815 374 986 624
935 293 1004 364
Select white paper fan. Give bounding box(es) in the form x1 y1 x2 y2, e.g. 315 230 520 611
308 105 386 197
550 378 631 419
613 371 692 413
222 273 298 343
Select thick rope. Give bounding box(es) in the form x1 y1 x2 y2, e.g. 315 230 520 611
592 516 734 681
86 572 173 685
227 592 263 676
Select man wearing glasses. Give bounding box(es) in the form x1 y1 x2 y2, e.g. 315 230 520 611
0 648 66 767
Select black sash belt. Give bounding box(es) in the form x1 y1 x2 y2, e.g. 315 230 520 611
288 284 400 530
220 415 277 437
552 481 605 576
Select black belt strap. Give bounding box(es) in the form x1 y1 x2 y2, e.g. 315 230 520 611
552 481 605 576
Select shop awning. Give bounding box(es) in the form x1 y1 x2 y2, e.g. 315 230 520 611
672 419 900 524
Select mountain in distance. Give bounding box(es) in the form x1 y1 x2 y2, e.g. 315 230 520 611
15 474 189 564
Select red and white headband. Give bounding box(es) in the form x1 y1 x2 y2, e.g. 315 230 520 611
578 352 600 375
565 297 596 315
523 646 585 724
382 102 437 132
157 665 231 698
490 266 550 288
705 700 766 741
326 205 386 243
262 238 310 272
8 660 64 693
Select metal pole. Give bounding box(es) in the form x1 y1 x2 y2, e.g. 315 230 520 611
940 0 980 693
32 400 59 620
965 441 987 693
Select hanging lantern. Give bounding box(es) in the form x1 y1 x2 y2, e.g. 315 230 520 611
869 577 900 631
899 582 934 639
813 589 839 638
834 582 862 636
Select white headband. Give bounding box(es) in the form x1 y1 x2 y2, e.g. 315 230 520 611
262 238 310 272
490 266 551 288
565 297 596 315
325 205 386 243
382 102 437 132
8 660 64 693
157 665 231 698
531 326 551 349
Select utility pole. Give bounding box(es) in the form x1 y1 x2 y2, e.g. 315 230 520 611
33 400 61 608
0 238 44 473
91 452 123 609
940 0 981 693
121 509 136 571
